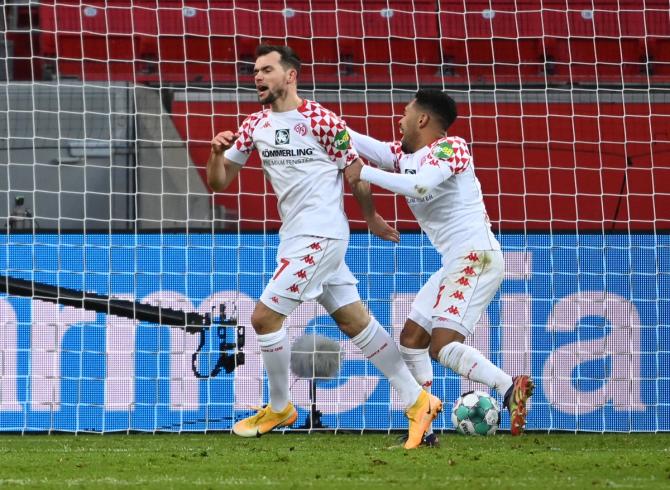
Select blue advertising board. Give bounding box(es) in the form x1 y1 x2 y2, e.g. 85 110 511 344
0 233 667 432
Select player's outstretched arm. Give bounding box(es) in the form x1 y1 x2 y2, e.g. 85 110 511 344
347 128 399 171
349 167 400 243
207 130 242 192
347 158 450 199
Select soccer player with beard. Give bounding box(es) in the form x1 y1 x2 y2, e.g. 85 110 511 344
207 45 442 448
344 90 534 441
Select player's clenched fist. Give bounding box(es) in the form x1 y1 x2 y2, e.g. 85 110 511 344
344 159 364 185
211 131 239 154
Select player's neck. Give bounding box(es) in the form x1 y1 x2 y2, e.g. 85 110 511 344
270 92 302 113
417 130 445 151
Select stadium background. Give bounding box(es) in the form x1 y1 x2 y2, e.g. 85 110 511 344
0 0 668 432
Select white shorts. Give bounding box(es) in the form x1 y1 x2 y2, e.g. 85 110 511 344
260 235 360 316
408 249 504 337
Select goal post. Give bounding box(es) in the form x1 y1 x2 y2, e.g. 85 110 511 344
0 0 667 433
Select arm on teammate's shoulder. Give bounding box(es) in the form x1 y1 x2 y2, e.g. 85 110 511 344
360 160 450 199
348 165 400 243
206 130 242 192
347 128 399 171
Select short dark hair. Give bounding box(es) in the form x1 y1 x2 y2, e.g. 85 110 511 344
255 44 302 74
414 90 458 131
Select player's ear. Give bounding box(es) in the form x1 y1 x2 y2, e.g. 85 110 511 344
287 68 298 84
418 112 430 129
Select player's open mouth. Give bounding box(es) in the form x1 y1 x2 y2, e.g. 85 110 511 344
257 86 269 96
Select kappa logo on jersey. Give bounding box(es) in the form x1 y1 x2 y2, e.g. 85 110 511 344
333 130 351 150
275 129 290 145
262 120 271 129
432 141 455 159
294 123 308 136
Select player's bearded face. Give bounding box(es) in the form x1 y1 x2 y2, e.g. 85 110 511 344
258 84 285 105
254 53 290 105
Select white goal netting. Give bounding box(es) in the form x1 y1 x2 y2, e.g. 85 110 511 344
0 0 668 433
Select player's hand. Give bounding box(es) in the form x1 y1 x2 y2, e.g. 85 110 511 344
367 212 400 243
211 131 239 155
344 159 364 185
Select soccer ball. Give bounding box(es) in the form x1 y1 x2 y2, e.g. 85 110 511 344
451 390 500 436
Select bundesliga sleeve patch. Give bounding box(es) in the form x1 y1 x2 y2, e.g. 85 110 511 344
334 130 351 150
432 141 455 160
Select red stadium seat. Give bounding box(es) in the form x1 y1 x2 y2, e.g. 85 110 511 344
647 38 670 76
38 0 662 85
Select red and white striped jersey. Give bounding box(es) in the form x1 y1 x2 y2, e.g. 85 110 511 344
350 129 500 258
224 99 359 240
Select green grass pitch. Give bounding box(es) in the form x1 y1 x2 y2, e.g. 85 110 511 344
0 433 668 489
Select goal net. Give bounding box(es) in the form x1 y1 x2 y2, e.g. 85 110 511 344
0 0 668 433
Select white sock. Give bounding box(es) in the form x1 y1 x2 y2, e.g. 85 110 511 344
257 329 291 412
351 318 422 408
438 342 513 395
399 345 434 434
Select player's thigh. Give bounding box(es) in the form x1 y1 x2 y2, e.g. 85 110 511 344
406 267 444 337
433 249 504 336
260 236 347 316
318 260 359 311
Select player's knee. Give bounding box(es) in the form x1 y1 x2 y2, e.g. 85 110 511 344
429 335 463 361
336 317 368 338
250 306 283 335
399 322 431 350
428 343 443 361
400 327 430 349
249 310 267 333
331 302 370 338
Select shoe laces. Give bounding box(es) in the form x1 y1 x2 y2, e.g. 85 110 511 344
246 405 271 424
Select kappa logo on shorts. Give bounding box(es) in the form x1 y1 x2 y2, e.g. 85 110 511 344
456 277 470 286
275 129 290 145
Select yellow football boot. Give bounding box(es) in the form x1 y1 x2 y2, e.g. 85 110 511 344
404 391 443 449
232 403 298 437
